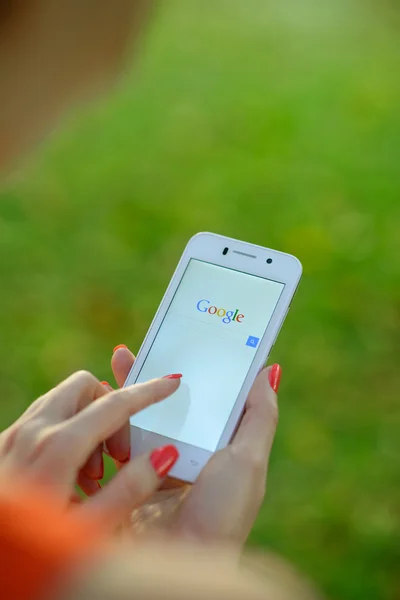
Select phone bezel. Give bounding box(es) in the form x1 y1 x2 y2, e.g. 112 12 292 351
126 232 302 482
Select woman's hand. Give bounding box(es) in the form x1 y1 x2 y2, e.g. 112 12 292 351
111 346 280 547
0 371 181 529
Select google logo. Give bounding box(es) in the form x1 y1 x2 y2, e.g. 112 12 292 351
196 299 245 324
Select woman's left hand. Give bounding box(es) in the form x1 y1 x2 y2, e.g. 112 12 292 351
111 346 280 549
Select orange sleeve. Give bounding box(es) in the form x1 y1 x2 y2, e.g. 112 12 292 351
0 485 104 600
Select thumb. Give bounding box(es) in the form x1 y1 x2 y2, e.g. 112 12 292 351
232 366 279 459
78 445 179 530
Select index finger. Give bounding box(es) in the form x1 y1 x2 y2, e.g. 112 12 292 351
61 376 182 465
100 381 130 463
37 370 108 421
111 345 136 388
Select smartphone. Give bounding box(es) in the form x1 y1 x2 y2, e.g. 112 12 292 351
125 232 302 482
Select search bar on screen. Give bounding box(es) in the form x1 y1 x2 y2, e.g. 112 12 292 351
170 313 259 347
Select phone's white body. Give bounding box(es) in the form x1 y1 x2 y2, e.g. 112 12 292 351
126 232 302 482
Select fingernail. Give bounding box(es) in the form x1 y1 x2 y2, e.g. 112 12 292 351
162 373 183 380
119 449 131 464
113 344 128 353
101 381 111 387
268 364 282 393
150 445 179 478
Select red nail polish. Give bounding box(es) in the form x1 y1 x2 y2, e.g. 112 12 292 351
163 373 183 380
101 381 111 387
120 449 131 464
269 364 282 393
113 344 128 353
150 445 179 478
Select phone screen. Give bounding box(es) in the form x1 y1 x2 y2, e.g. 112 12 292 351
130 259 285 452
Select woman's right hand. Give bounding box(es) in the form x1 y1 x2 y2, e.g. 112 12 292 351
0 371 181 530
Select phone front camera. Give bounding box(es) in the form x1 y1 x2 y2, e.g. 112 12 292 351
266 258 273 264
223 247 229 255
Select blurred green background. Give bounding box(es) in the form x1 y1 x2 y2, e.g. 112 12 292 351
0 0 399 598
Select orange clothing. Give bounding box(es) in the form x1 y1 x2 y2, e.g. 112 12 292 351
0 486 102 600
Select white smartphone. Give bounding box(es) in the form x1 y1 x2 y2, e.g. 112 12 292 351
125 232 302 482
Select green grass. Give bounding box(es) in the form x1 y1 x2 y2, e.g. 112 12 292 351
0 1 399 598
